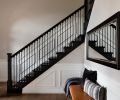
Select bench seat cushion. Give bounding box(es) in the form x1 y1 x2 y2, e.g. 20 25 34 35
69 85 94 100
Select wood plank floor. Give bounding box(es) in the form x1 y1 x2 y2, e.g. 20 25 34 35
0 83 68 100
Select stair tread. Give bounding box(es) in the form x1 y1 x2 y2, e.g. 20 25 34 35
49 56 57 59
95 46 105 48
103 52 113 54
56 52 65 54
89 40 97 42
49 57 58 61
64 46 73 50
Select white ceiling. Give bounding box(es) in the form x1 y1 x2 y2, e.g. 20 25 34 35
0 0 84 59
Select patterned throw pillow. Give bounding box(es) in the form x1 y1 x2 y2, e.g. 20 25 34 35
84 79 105 100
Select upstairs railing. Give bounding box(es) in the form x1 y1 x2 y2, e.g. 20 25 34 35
7 5 85 91
87 11 120 70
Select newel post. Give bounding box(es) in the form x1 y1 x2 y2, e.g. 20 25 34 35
7 53 12 93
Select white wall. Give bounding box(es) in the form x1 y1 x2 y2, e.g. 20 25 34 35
0 0 84 59
23 43 85 93
85 0 120 100
88 46 106 60
0 59 7 82
87 0 120 32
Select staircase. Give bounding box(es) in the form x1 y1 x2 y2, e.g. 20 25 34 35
7 0 96 94
7 5 86 94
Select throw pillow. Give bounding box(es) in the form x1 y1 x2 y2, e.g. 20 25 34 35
84 79 106 100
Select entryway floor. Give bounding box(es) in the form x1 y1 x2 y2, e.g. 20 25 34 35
0 83 69 100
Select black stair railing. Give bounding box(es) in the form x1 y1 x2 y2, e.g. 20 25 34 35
87 11 120 69
7 5 85 93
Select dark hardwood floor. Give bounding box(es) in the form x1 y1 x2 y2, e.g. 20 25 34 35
0 83 68 100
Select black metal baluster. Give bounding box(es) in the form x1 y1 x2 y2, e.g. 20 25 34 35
53 29 55 56
19 53 20 81
13 56 15 85
113 26 115 58
73 14 75 40
74 13 76 38
110 25 112 53
101 28 103 47
57 26 59 52
60 25 62 49
29 46 30 75
49 32 51 58
107 26 109 52
99 30 101 46
102 29 104 48
42 37 43 64
15 56 16 84
105 26 107 52
113 26 115 57
54 37 56 54
37 40 38 68
44 36 45 62
70 16 72 42
54 28 56 55
34 42 35 69
91 34 93 41
94 32 95 41
97 31 98 46
39 40 41 66
76 12 79 37
39 39 40 68
26 48 28 75
65 20 67 46
80 10 81 35
72 15 74 41
51 29 54 56
62 23 63 48
24 50 25 79
21 51 22 80
44 36 46 62
59 25 61 51
16 55 18 83
67 19 69 45
78 11 79 37
54 27 57 54
47 33 48 60
68 18 70 43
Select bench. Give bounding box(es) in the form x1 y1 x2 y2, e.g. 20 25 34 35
69 85 94 100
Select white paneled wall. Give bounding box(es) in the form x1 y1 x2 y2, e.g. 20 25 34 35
23 64 84 93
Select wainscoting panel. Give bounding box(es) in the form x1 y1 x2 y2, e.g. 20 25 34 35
60 70 82 87
23 64 84 93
